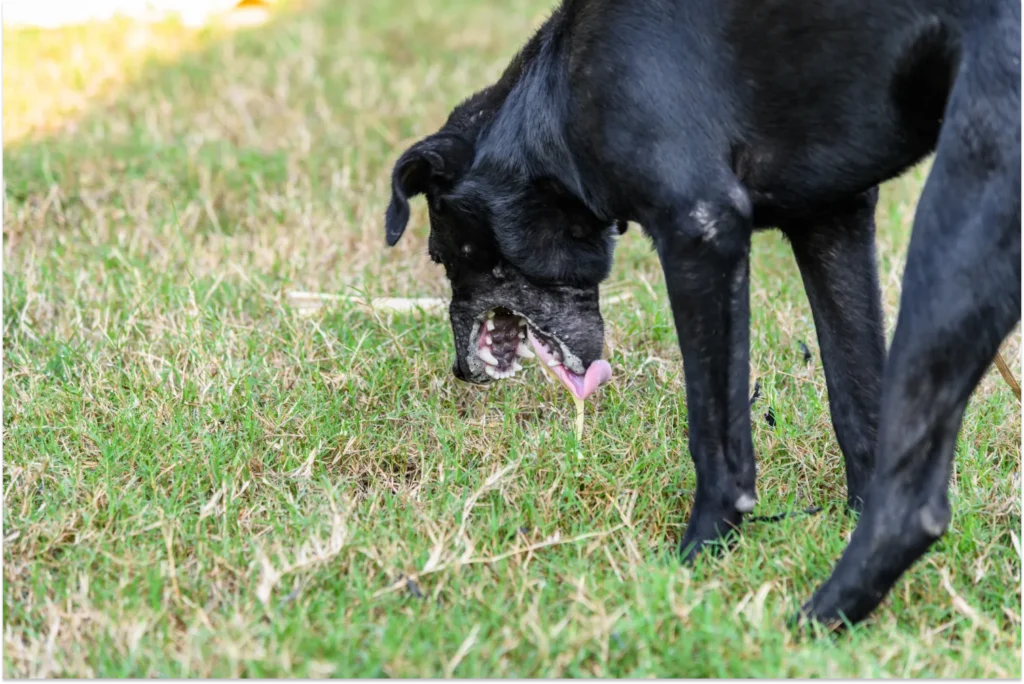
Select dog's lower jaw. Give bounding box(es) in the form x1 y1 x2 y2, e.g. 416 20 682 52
459 306 612 399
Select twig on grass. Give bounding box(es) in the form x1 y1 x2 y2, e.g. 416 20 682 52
287 291 448 317
992 350 1021 402
285 290 634 316
747 505 822 524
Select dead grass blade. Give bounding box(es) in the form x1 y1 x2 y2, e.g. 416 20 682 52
992 350 1021 402
940 569 1002 640
255 505 350 609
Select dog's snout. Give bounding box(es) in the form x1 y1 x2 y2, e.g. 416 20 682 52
451 359 469 382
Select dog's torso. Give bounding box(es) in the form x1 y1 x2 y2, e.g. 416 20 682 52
554 0 1016 226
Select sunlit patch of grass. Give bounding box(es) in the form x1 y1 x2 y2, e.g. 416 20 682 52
2 2 294 144
3 0 1020 677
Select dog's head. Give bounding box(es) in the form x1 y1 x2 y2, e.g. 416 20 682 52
384 127 622 398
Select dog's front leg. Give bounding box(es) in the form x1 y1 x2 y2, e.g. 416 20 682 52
649 195 756 562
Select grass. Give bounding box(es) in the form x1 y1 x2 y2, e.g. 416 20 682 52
2 0 1021 676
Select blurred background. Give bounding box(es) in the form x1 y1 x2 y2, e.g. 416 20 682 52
3 1 270 29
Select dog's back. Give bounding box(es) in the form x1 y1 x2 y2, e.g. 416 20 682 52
562 0 1017 221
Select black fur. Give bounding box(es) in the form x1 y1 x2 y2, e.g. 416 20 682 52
385 0 1021 629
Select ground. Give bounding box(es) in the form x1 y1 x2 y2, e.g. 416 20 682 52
3 0 1021 677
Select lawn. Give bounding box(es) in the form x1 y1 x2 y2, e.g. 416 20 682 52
3 0 1021 677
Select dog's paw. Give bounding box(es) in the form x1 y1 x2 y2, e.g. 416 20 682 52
677 504 744 563
791 589 857 637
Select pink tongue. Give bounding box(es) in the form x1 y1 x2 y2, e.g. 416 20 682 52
569 359 613 400
527 329 612 400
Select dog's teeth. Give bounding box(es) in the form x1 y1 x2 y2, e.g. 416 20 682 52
486 319 496 331
485 335 493 345
517 318 527 327
518 330 526 339
486 310 496 319
485 365 499 379
517 342 535 358
547 358 561 368
478 348 499 365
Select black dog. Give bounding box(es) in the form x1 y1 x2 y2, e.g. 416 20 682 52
384 0 1021 627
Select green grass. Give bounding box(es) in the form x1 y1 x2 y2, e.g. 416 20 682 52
3 0 1021 676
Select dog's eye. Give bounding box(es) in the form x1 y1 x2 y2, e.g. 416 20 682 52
461 243 473 256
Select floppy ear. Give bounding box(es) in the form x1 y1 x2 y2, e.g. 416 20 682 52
384 133 474 246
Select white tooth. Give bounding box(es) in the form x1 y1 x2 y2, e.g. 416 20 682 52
547 358 561 367
518 330 526 339
487 310 496 319
486 319 496 331
485 366 500 379
517 342 535 358
518 318 527 327
485 335 493 345
478 347 499 365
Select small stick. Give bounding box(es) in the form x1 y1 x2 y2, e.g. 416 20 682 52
539 358 586 441
747 505 822 524
993 350 1021 402
574 396 585 442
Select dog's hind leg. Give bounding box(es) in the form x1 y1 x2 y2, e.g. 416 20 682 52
799 48 1021 627
783 189 886 510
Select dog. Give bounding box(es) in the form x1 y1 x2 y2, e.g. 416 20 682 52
384 0 1021 628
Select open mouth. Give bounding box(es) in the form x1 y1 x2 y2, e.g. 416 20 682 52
470 307 612 400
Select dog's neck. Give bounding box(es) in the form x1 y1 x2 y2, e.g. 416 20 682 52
465 10 605 217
